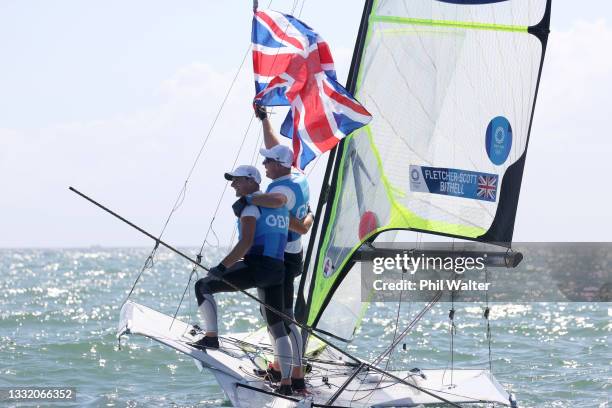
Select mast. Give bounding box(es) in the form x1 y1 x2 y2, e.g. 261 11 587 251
295 0 374 327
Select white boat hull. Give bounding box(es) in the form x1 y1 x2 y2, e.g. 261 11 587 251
118 301 512 407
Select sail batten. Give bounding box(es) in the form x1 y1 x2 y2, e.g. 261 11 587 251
303 0 551 337
370 15 528 32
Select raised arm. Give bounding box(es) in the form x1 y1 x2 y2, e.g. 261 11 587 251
263 117 281 149
256 105 281 149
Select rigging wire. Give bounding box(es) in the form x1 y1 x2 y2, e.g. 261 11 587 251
171 112 259 329
228 119 324 251
439 237 459 389
122 242 159 306
371 291 442 368
82 0 472 401
484 261 493 373
343 290 443 403
225 0 307 251
201 114 258 250
353 276 405 404
203 0 302 254
450 239 457 386
484 261 495 408
122 26 256 307
159 22 256 243
443 288 457 388
128 0 285 318
227 110 268 249
174 0 305 324
353 235 429 404
348 294 442 404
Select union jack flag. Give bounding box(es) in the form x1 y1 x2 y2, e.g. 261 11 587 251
252 9 372 169
477 175 498 201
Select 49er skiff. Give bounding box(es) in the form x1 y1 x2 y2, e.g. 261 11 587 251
74 0 551 406
118 298 516 407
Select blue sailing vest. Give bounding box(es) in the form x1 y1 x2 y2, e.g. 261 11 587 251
266 173 310 247
238 205 289 261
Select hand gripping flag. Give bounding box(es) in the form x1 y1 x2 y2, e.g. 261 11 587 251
252 9 372 169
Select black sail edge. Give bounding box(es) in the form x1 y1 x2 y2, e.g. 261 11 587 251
296 0 375 333
478 0 552 243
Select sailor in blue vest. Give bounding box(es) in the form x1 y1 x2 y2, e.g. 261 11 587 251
191 164 294 395
245 106 313 392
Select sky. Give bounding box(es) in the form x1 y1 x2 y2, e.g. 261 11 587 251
0 1 610 248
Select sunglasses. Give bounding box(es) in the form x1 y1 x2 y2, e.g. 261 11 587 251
263 157 279 164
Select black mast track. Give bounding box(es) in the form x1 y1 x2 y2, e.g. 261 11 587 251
301 0 374 330
295 146 337 324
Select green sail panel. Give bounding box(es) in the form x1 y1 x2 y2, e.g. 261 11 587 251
305 0 551 331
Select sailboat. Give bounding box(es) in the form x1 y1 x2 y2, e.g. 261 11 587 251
91 0 553 406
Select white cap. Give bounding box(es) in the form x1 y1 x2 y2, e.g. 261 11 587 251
224 165 261 184
260 144 293 168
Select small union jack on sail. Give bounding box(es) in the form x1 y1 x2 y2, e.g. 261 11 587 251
252 9 372 169
477 175 498 202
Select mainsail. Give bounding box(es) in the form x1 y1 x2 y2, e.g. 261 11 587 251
68 2 552 406
299 0 552 340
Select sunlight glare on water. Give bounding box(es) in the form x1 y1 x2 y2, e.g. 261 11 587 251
0 248 609 407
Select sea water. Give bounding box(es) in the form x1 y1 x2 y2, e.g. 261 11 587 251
0 248 609 407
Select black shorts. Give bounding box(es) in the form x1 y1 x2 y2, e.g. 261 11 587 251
195 255 286 325
284 251 303 279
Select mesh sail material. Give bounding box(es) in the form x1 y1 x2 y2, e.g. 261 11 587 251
306 0 550 331
314 263 366 341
